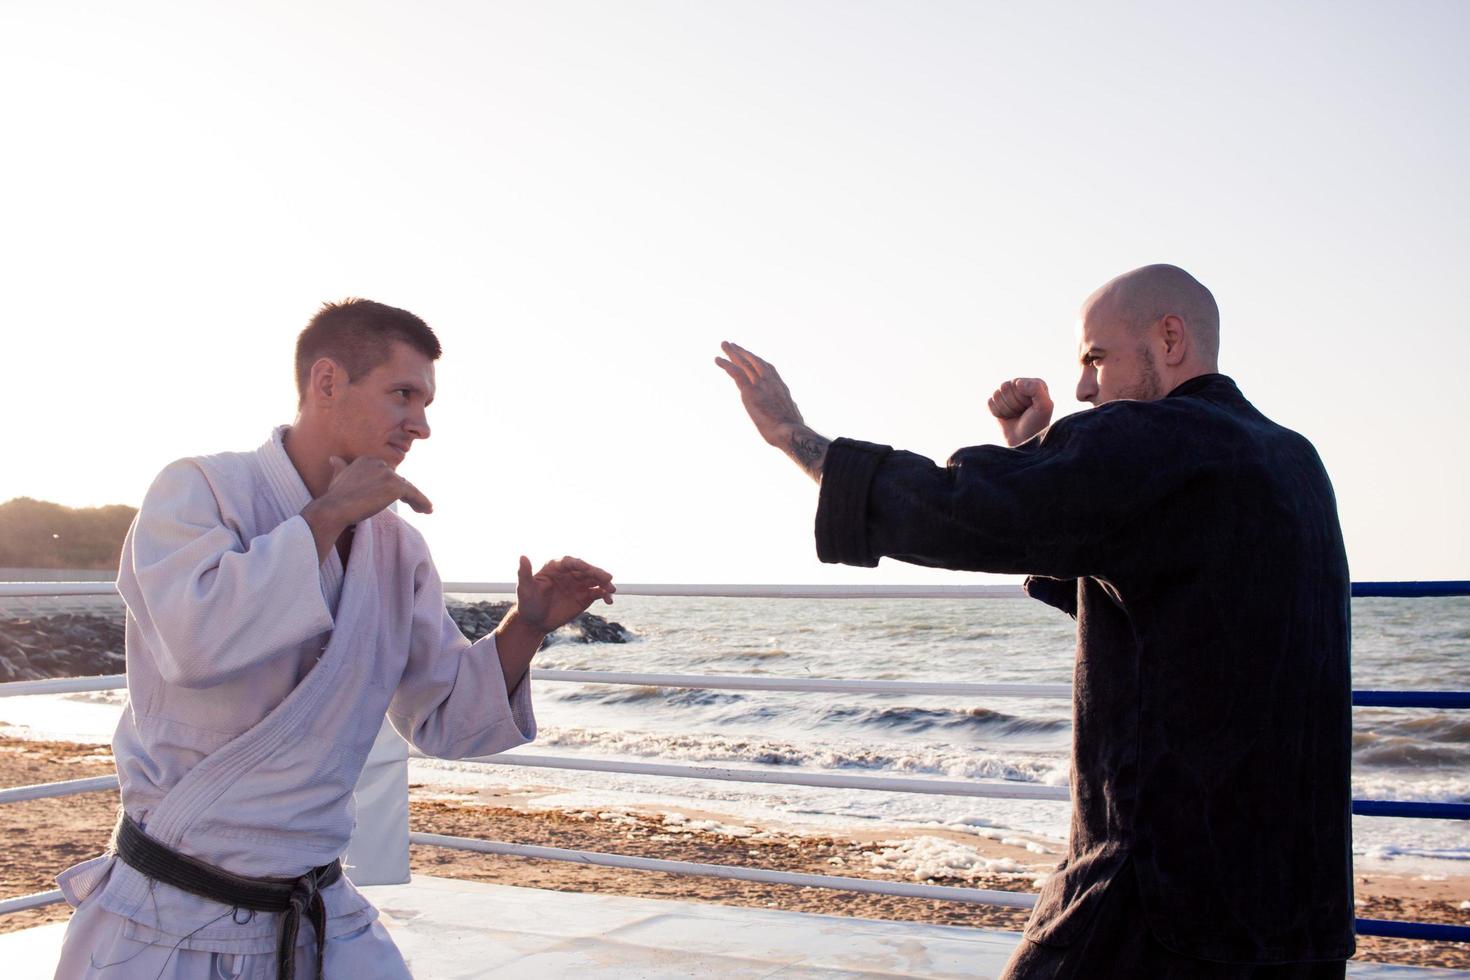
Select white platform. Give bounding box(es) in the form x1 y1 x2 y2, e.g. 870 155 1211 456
372 876 1021 978
4 877 1464 978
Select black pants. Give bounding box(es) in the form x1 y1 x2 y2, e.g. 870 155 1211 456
1000 865 1348 980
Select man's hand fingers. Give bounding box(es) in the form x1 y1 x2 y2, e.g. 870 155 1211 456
723 342 767 380
571 578 616 604
715 357 751 388
560 555 614 581
574 579 616 601
1016 378 1051 404
714 345 758 382
399 479 433 514
1032 384 1054 414
328 456 349 482
1015 377 1049 397
737 344 772 379
551 556 616 588
990 383 1024 418
518 555 534 588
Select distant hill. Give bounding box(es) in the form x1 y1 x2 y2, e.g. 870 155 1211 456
0 498 137 570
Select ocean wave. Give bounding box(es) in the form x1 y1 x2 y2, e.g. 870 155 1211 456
63 690 128 706
816 704 1069 737
865 836 1043 883
1353 737 1470 769
546 688 1069 741
554 686 747 708
1361 844 1470 863
1351 775 1470 804
1381 715 1470 743
534 726 1069 785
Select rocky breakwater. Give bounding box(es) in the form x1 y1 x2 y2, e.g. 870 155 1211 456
446 600 631 646
1 602 630 683
0 614 126 682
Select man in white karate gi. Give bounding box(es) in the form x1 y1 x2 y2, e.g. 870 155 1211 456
53 299 615 978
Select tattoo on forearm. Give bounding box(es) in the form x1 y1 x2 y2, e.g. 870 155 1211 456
788 427 831 481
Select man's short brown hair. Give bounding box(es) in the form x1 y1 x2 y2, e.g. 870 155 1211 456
295 299 442 402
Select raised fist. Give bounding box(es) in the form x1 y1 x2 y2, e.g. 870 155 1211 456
988 378 1054 447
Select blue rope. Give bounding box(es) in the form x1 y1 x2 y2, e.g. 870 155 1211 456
1356 918 1470 943
1352 800 1469 820
1353 691 1470 709
1351 581 1470 598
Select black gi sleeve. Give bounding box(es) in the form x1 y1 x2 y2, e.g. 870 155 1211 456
815 400 1207 582
814 438 890 567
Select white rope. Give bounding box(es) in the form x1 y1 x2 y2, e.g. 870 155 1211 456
0 674 126 697
0 775 119 805
0 671 1070 700
1 581 1026 600
409 831 1039 909
443 582 1026 599
532 668 1070 699
0 583 118 597
415 752 1070 801
0 889 66 915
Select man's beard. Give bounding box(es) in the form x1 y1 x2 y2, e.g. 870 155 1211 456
1118 344 1165 401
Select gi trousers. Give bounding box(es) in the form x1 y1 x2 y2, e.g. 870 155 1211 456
1000 863 1347 980
52 889 413 980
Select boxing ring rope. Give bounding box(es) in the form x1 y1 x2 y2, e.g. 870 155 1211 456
407 831 1039 908
0 581 1466 945
4 578 1460 600
0 669 1464 709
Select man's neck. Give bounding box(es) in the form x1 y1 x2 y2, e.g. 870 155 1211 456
282 422 335 500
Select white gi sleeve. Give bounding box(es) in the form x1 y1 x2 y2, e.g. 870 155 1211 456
387 552 536 760
120 460 334 689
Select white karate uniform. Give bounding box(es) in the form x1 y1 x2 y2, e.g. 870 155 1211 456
53 427 535 978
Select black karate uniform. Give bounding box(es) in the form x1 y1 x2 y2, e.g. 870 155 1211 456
815 375 1353 975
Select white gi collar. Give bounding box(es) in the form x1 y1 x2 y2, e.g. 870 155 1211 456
260 425 347 602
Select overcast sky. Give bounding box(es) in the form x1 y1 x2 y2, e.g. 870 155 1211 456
3 1 1466 584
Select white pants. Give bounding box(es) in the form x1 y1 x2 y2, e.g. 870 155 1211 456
52 891 412 980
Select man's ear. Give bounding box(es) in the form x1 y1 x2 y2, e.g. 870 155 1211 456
1160 314 1188 367
307 357 349 406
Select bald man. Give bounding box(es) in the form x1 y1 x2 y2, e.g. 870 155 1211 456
717 265 1352 978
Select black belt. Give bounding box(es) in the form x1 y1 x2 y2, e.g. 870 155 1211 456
113 813 342 980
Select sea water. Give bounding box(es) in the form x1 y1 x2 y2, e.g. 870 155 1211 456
3 594 1466 874
427 593 1470 873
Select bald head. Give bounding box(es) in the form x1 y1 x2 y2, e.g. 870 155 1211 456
1074 265 1220 405
1085 264 1220 365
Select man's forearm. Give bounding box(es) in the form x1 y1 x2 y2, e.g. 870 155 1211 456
783 424 830 482
493 606 547 692
300 498 348 564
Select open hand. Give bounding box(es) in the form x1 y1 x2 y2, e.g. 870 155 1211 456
715 342 806 447
321 455 433 525
514 556 616 634
716 341 831 480
988 378 1054 447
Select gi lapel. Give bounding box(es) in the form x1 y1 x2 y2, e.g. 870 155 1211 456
140 515 378 850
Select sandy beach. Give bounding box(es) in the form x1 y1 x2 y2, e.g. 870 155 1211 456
2 737 1465 971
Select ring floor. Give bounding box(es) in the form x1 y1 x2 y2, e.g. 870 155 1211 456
2 877 1463 978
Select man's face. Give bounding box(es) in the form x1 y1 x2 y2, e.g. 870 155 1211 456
331 340 435 468
1074 303 1164 406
